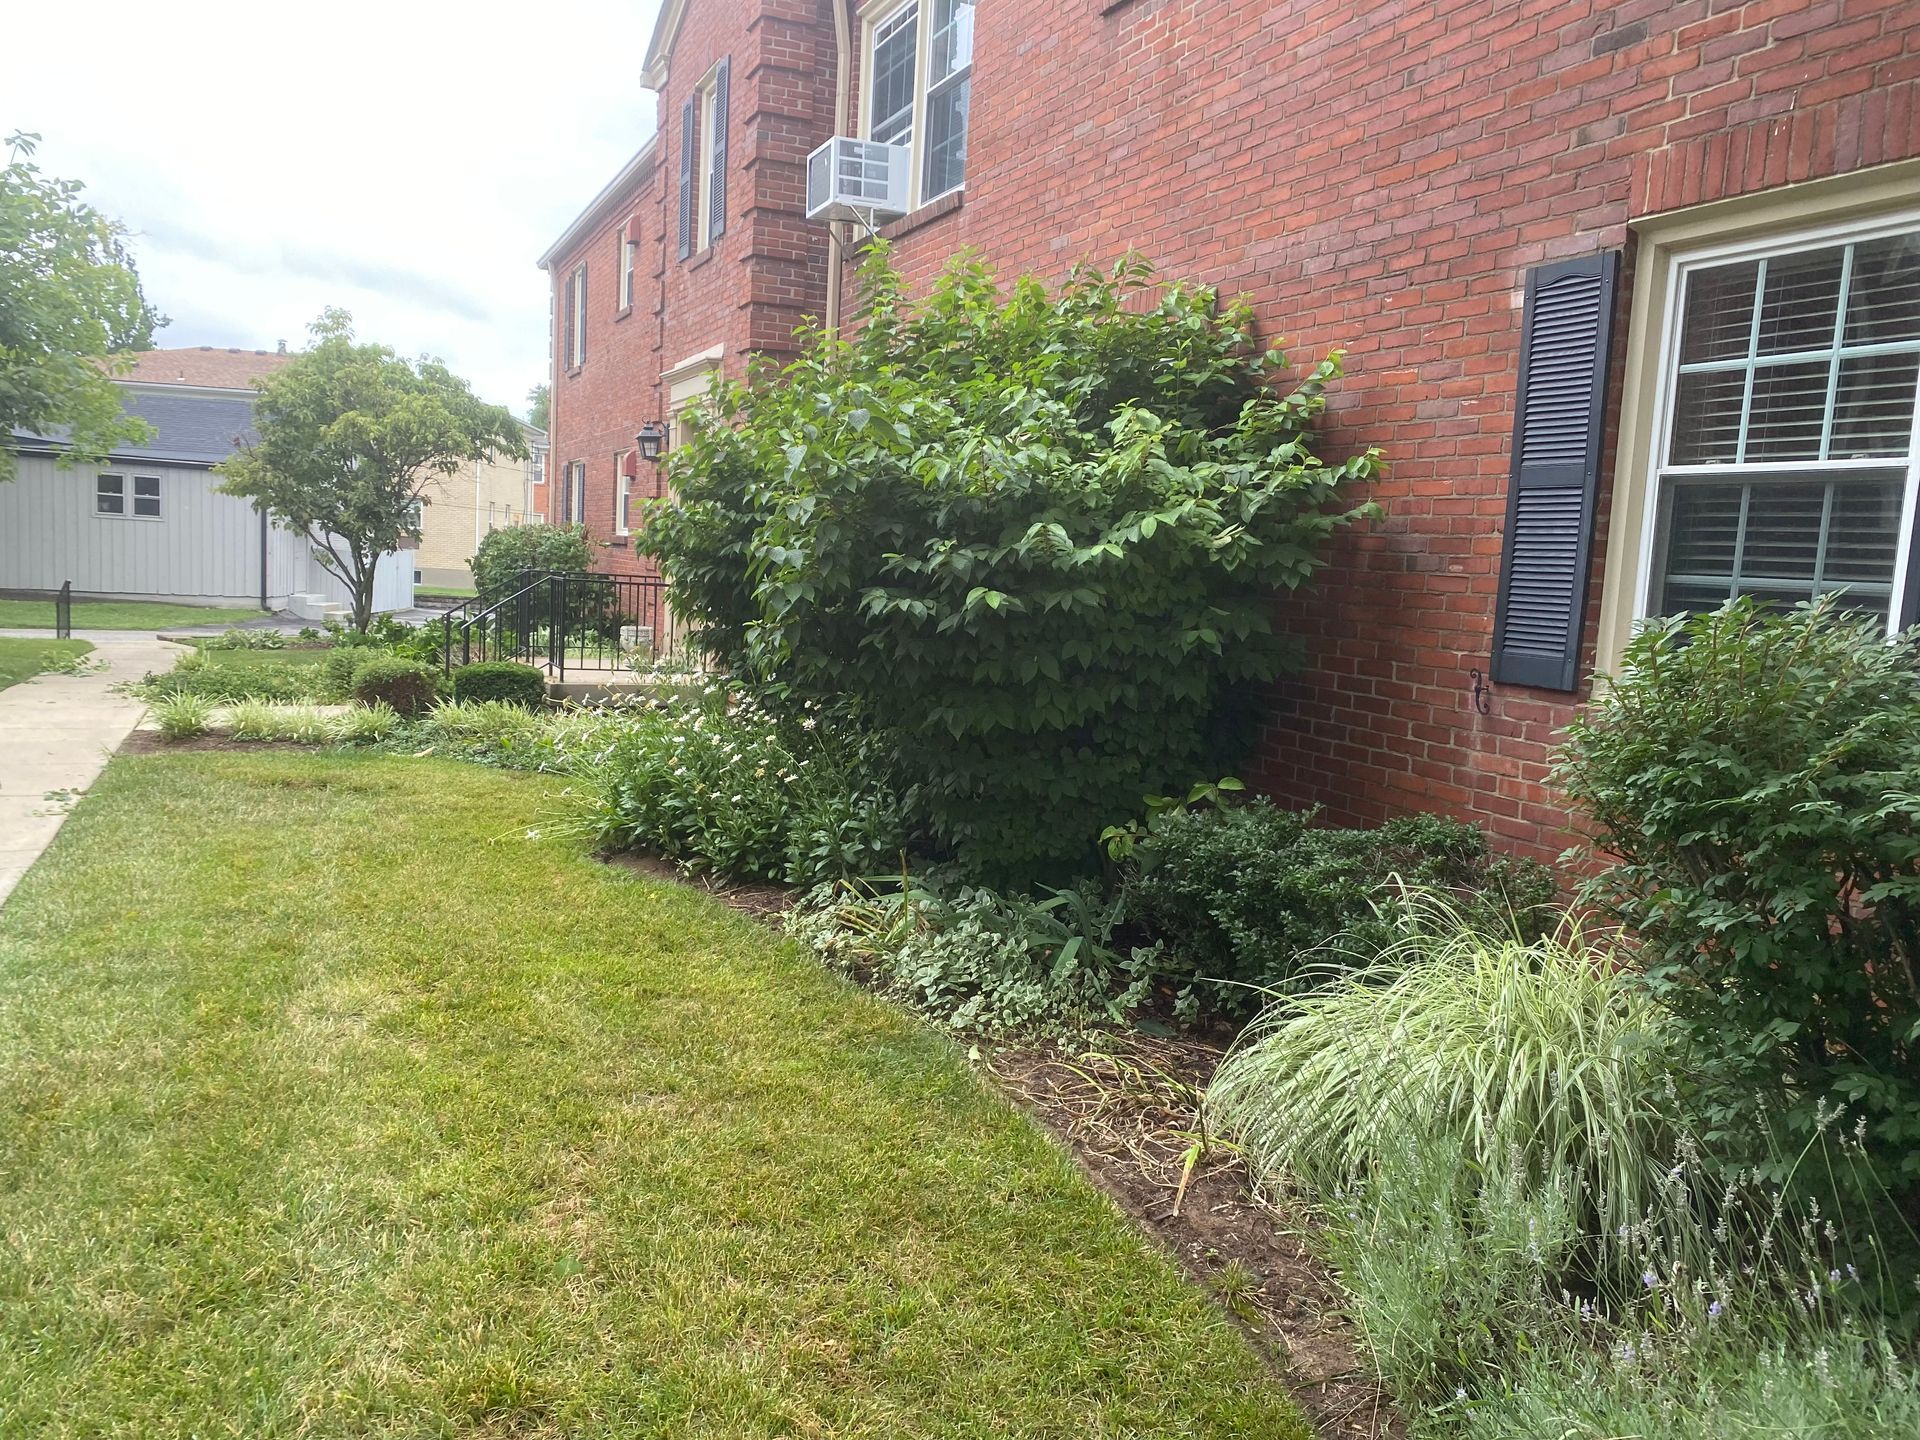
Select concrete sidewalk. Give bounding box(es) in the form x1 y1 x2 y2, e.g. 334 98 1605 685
0 630 182 908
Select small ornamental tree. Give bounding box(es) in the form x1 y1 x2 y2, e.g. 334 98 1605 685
1556 597 1920 1200
218 310 524 631
0 132 161 482
641 250 1381 879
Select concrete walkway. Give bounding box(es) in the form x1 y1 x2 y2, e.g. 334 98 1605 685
0 630 182 908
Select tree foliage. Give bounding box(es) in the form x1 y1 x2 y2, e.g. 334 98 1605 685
218 310 523 630
642 250 1381 879
1556 597 1920 1199
526 383 549 432
470 521 592 605
0 132 160 482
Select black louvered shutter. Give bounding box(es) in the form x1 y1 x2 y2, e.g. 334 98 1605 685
678 97 697 260
562 271 576 370
1490 251 1620 692
576 266 586 362
710 58 730 240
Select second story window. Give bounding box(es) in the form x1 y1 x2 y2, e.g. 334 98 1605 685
863 0 974 206
564 262 588 370
617 224 634 311
678 58 731 259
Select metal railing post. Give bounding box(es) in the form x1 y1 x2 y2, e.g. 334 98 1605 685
55 580 72 639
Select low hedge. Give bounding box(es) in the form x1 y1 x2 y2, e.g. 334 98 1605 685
349 656 441 716
1130 801 1556 1011
450 660 547 708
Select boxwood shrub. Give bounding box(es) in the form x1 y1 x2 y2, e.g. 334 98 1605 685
349 655 440 716
1129 800 1556 1011
451 660 547 709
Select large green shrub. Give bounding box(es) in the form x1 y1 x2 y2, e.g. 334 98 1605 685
641 249 1381 880
470 523 592 605
450 660 547 708
348 655 440 716
1556 597 1920 1195
1128 799 1555 1009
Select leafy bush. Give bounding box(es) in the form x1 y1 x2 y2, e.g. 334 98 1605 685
1556 597 1920 1196
318 647 365 701
1207 899 1685 1241
151 692 213 739
471 523 592 605
140 652 320 704
324 613 444 664
565 685 908 885
642 249 1380 881
198 627 285 650
786 878 1151 1033
450 660 546 708
1128 799 1555 1009
349 656 440 716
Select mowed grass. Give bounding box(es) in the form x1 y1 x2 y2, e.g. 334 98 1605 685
0 637 92 694
0 752 1307 1438
0 598 267 630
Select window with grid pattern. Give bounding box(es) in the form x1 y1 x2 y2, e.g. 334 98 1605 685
1652 226 1920 627
863 0 973 206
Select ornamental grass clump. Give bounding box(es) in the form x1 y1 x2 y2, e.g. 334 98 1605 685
151 692 213 740
642 247 1381 882
1207 896 1684 1242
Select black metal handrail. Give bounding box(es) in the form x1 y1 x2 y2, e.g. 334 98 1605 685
443 570 681 679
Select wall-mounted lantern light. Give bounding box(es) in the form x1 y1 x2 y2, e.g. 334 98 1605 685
635 421 667 462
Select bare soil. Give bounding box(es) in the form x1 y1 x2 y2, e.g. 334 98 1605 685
122 732 322 756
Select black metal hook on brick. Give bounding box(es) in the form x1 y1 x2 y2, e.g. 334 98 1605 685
1469 668 1492 716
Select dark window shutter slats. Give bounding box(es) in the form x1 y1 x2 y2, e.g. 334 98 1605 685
562 272 576 370
1490 250 1620 692
710 58 730 240
678 97 696 260
576 266 586 363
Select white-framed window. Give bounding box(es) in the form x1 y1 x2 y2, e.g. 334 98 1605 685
617 224 634 311
862 0 974 207
558 460 587 524
1639 214 1920 633
96 472 161 520
568 262 588 368
614 450 634 536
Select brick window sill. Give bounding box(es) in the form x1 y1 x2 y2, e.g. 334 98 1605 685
566 364 583 379
613 305 634 322
687 247 715 272
608 535 630 548
878 190 963 242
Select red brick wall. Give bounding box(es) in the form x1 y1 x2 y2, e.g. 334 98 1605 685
544 0 840 575
854 0 1920 859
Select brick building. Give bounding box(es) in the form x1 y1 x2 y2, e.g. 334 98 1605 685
540 0 1920 858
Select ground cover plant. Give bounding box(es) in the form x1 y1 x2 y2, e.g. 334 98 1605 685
643 248 1381 881
0 636 91 693
137 646 334 704
0 598 264 630
0 750 1311 1437
1557 597 1920 1202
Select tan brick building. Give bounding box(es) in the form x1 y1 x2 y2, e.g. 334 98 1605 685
412 426 549 590
541 0 1920 858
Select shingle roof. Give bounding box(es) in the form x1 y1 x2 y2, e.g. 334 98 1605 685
115 347 293 390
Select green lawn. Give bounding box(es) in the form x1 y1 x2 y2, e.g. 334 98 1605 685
0 598 267 631
0 752 1306 1438
416 584 477 599
0 637 92 694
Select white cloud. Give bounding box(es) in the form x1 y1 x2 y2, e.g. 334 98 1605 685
3 0 664 416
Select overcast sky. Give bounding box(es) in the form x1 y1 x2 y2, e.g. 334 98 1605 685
5 0 665 420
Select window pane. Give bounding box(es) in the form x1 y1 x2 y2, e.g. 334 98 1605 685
1657 475 1903 621
133 475 160 518
1755 245 1845 356
929 0 975 84
96 475 124 514
1831 351 1920 458
1669 369 1746 464
133 476 159 496
1845 231 1920 346
1744 359 1830 460
923 73 969 200
1679 260 1758 365
870 8 917 146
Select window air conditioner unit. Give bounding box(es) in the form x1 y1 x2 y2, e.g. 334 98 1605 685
806 137 910 225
